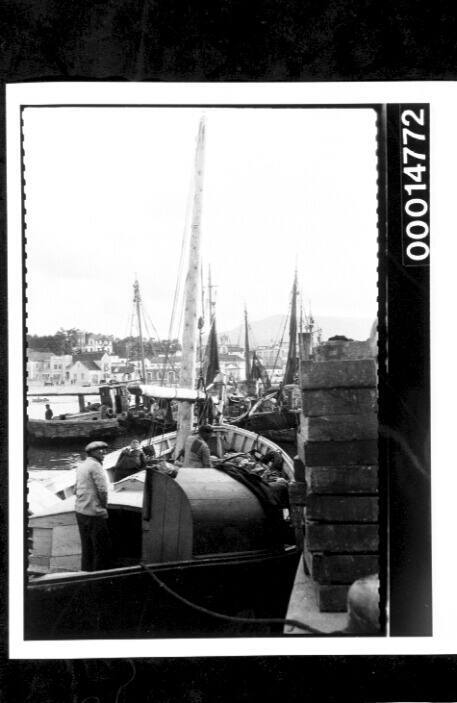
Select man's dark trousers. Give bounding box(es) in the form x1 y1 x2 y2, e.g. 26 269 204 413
76 513 112 571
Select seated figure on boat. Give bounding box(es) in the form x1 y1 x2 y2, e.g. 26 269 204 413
113 438 147 482
181 424 213 468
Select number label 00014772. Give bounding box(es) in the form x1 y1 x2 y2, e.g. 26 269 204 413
400 105 430 266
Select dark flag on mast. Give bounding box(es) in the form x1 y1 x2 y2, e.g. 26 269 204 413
203 317 220 386
283 273 298 385
250 351 271 390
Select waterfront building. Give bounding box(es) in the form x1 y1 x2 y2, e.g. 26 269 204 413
217 353 244 382
48 354 73 384
74 332 114 354
110 363 137 383
69 351 111 385
27 350 51 384
27 351 73 385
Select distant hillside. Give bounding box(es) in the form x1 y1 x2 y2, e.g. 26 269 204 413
222 314 374 347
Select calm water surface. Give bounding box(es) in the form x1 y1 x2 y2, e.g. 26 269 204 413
27 395 148 475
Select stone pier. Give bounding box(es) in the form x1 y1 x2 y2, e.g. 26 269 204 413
298 359 378 612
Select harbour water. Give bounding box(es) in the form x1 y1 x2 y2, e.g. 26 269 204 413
27 394 145 474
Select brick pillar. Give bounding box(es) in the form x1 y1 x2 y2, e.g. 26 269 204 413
298 359 378 612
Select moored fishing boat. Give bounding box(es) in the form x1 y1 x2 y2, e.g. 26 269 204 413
231 275 302 442
27 383 130 444
27 424 299 638
239 387 300 443
28 414 122 443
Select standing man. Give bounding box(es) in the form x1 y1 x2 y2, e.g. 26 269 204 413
182 424 213 468
44 404 53 420
75 440 112 571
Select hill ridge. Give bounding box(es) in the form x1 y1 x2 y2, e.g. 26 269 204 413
221 314 374 347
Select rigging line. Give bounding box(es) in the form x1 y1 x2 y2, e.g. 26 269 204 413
139 562 342 635
161 206 193 384
271 309 290 380
166 166 194 344
143 304 161 341
123 306 132 340
128 307 136 344
248 322 258 353
134 303 175 386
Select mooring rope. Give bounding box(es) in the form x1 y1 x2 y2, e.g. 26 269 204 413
139 562 338 635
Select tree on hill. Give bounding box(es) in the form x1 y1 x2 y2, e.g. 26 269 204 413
112 337 181 359
27 328 82 355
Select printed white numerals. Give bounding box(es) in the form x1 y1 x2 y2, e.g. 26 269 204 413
401 108 429 263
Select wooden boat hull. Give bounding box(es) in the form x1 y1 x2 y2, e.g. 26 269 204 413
25 546 300 639
103 424 295 479
241 409 298 433
28 417 123 444
26 426 299 638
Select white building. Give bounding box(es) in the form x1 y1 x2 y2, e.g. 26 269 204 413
27 351 73 385
69 352 111 385
218 353 244 382
74 332 113 354
27 350 51 383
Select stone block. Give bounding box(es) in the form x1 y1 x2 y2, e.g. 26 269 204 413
304 552 379 584
293 456 306 482
306 495 378 522
288 481 307 505
301 414 378 442
305 466 378 494
301 359 377 390
301 388 377 417
303 440 378 466
306 524 379 552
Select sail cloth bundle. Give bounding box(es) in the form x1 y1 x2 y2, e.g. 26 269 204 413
217 450 289 505
214 462 288 547
113 440 147 482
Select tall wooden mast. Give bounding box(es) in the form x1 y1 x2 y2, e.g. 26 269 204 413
208 266 215 322
298 294 304 389
283 270 298 385
133 278 146 383
175 117 206 454
244 307 251 381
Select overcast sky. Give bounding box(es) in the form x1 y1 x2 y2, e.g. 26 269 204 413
23 106 378 342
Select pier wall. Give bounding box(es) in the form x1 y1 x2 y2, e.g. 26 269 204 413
297 359 378 612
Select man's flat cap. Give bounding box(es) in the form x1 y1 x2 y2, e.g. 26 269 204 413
85 440 108 453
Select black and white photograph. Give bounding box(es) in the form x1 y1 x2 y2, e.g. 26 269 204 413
21 100 379 640
7 83 443 658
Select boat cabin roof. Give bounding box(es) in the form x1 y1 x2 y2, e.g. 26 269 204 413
128 383 206 401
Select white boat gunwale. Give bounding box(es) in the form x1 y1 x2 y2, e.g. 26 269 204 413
102 423 294 480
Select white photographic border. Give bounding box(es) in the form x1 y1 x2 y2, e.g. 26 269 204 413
7 81 456 658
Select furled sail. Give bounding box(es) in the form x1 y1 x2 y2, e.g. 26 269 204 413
249 351 271 390
283 272 298 385
203 316 220 386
